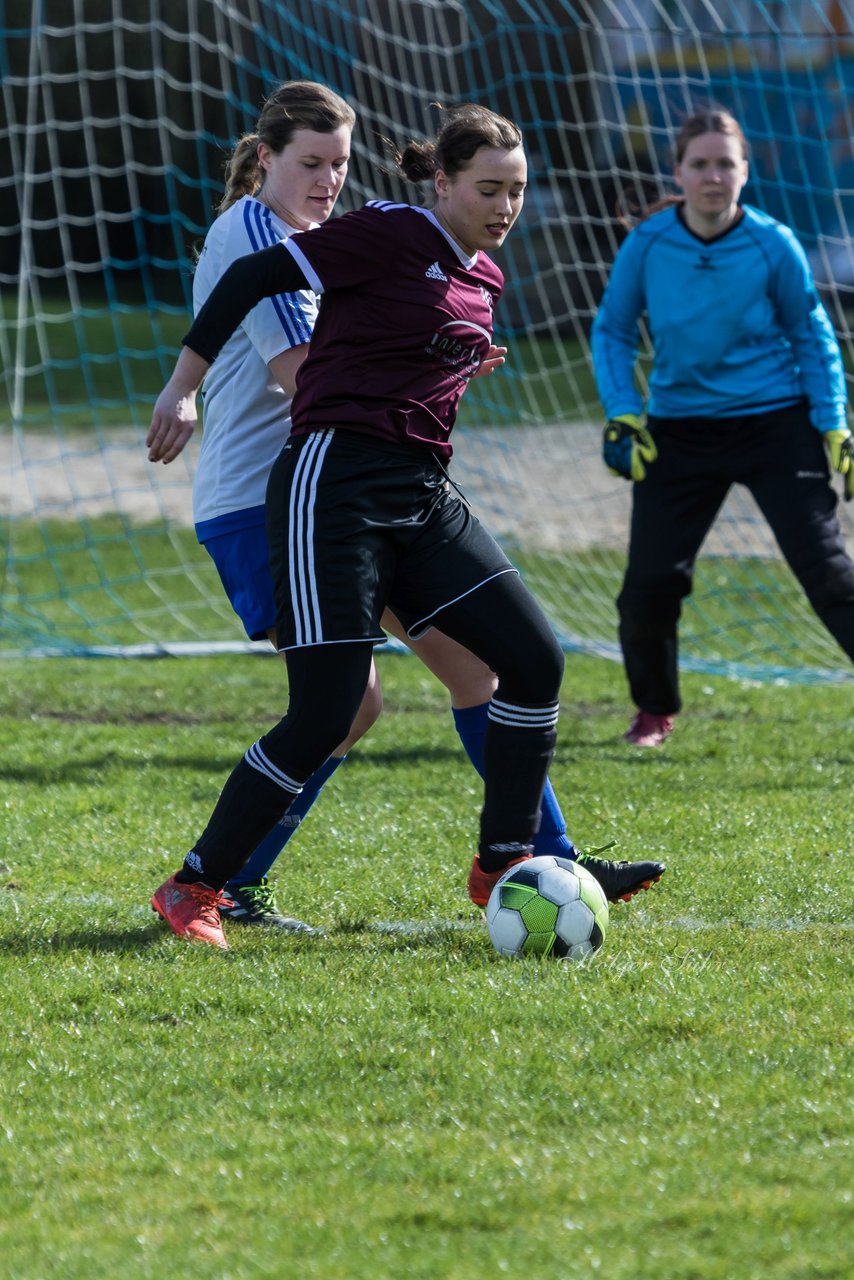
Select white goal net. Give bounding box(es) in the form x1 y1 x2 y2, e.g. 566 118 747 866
2 0 853 680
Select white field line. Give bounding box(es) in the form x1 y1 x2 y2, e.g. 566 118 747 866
0 895 849 934
343 915 854 935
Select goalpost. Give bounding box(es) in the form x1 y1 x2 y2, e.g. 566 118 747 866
2 0 853 681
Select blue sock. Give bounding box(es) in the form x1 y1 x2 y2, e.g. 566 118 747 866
226 754 345 890
452 703 575 858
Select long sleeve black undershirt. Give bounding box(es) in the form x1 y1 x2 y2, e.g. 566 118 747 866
182 243 311 364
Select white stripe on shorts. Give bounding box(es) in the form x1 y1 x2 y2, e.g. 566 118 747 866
488 698 560 729
244 741 303 795
287 430 335 646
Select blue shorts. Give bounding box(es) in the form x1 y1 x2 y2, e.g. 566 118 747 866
198 512 276 641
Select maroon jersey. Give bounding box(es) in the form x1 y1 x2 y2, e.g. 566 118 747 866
283 202 503 460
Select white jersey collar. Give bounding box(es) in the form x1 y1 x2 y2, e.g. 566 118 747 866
245 194 319 234
416 206 479 270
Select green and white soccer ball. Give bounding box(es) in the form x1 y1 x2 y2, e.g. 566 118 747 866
486 855 609 960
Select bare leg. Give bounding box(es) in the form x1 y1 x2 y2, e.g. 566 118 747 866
380 610 496 707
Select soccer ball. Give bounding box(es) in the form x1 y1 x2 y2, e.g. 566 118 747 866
486 855 609 960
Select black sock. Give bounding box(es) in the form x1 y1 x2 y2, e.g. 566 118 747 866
479 841 534 873
478 712 557 868
175 866 211 886
182 755 301 890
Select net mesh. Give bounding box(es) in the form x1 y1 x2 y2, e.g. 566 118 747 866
2 0 853 680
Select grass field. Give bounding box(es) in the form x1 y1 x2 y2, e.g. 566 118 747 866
4 510 852 683
0 649 850 1279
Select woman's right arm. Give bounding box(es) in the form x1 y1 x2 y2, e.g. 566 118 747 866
146 346 212 463
590 234 647 420
184 242 312 363
146 243 311 463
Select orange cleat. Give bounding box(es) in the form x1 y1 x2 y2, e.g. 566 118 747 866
151 874 230 949
467 853 533 908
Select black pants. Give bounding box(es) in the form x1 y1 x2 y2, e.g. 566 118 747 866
618 403 854 713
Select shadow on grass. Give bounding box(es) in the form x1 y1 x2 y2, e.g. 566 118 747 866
0 922 187 955
0 754 241 784
0 917 484 957
565 741 854 784
0 744 464 786
562 740 684 762
329 916 485 952
340 744 463 769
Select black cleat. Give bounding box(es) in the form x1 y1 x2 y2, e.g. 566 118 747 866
218 878 320 933
574 845 666 903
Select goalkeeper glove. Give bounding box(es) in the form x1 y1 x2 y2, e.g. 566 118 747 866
824 428 854 502
602 414 658 481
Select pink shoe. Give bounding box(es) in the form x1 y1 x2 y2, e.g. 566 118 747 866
151 874 230 948
624 710 674 747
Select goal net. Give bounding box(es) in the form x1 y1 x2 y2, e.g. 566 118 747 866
2 0 853 681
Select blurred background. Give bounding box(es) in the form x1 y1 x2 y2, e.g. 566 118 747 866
2 0 853 680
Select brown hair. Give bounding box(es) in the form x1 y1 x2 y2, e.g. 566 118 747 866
621 107 748 226
390 103 523 183
219 80 355 212
673 108 748 164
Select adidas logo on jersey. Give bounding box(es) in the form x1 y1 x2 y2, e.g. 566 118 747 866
425 261 448 282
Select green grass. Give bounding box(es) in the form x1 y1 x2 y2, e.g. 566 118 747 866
1 294 190 429
0 651 850 1279
1 517 238 650
510 546 854 679
4 514 852 679
11 289 854 432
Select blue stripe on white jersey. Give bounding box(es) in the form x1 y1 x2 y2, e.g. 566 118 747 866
242 200 313 347
287 429 335 645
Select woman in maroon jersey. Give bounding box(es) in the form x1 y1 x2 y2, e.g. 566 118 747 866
145 79 594 935
148 104 665 947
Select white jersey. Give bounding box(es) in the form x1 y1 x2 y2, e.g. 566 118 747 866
192 195 318 528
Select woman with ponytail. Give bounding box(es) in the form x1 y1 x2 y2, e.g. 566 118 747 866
147 98 664 947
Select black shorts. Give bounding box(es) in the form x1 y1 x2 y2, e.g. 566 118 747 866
265 428 517 650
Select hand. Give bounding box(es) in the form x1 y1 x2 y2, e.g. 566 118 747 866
602 414 658 481
146 380 198 463
146 345 211 463
474 345 508 379
824 428 854 501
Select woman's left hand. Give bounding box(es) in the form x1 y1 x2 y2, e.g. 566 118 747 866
475 345 508 378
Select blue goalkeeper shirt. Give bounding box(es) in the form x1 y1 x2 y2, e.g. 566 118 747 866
591 203 847 434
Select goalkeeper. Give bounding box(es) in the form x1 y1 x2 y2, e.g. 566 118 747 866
591 107 854 747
